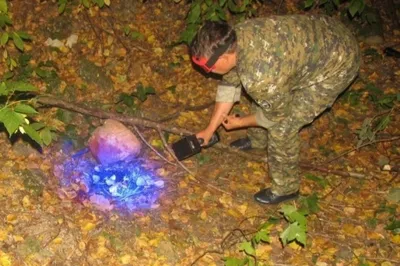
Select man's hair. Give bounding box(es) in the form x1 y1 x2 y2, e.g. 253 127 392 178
190 21 237 58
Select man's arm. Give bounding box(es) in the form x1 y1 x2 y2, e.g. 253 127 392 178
196 102 234 145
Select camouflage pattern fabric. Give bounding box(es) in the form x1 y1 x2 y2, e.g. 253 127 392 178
217 15 360 195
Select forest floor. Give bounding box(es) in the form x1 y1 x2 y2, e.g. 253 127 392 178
0 0 399 266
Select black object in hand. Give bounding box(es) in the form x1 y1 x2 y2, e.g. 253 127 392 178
171 132 220 161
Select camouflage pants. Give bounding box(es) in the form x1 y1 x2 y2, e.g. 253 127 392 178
248 51 360 195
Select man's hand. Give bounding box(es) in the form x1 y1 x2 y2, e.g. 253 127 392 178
196 128 215 146
222 114 258 130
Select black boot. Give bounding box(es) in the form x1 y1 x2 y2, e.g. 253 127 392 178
254 188 299 204
230 137 252 150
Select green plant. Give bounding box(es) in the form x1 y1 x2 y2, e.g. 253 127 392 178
177 0 257 45
0 0 58 146
355 83 398 148
224 203 309 265
304 0 376 23
0 0 32 70
0 81 57 146
116 82 155 113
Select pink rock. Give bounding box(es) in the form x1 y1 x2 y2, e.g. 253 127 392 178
88 119 141 165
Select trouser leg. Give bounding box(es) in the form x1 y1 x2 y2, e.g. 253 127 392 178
247 102 268 149
268 121 301 195
266 52 359 195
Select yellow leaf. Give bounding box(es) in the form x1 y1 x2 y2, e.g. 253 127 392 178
237 203 248 215
391 234 400 244
104 0 111 7
147 35 156 44
179 180 187 188
151 139 164 149
288 241 302 250
200 211 207 220
227 209 239 218
0 229 8 241
219 194 233 208
381 262 393 266
0 252 12 266
22 195 31 208
153 47 163 57
13 235 24 242
81 222 96 232
6 214 17 224
53 237 63 244
79 241 86 251
120 254 131 265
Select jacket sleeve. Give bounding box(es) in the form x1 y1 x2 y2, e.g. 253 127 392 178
215 70 242 103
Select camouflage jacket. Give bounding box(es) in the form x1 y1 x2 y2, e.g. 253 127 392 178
216 15 359 128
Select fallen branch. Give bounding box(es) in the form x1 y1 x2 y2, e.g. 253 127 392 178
324 136 400 164
37 96 367 180
133 125 175 165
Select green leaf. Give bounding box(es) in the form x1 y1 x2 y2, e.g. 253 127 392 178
385 220 400 234
254 230 270 243
12 32 24 51
14 104 38 115
40 127 52 146
166 85 176 93
280 222 307 246
219 0 227 7
30 122 46 131
288 211 307 228
239 241 255 255
386 188 400 203
22 124 43 146
333 0 340 7
6 81 38 92
82 0 90 8
2 71 13 80
95 0 105 8
301 193 320 213
16 31 32 41
375 115 390 132
1 32 8 45
187 3 201 24
0 82 7 95
18 53 32 66
130 31 144 40
35 68 52 78
135 85 155 102
224 257 248 266
304 0 314 8
0 0 7 13
58 2 66 14
349 0 362 17
0 14 12 28
119 92 135 107
304 174 328 188
280 204 297 217
0 108 25 136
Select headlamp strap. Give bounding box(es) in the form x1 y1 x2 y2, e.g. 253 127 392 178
205 34 235 68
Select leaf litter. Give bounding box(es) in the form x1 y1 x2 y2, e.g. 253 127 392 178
0 1 399 266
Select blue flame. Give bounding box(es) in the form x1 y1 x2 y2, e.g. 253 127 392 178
60 150 164 213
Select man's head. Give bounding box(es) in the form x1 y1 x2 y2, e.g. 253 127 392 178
190 21 237 75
